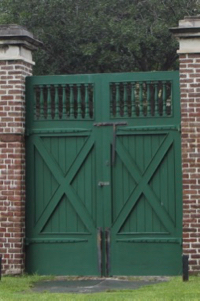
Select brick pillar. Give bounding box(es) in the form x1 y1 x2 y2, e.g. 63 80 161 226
170 17 200 274
0 25 41 274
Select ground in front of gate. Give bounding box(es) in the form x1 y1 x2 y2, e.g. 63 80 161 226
0 275 200 300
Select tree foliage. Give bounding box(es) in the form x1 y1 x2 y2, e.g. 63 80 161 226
0 0 199 75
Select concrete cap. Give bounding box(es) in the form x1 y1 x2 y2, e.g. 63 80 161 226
179 16 200 28
169 16 200 54
170 16 200 38
0 24 42 50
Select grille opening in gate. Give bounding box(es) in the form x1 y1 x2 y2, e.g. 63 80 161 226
110 81 172 118
34 83 94 120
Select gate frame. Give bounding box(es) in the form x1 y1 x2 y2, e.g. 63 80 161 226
0 16 200 274
25 71 182 276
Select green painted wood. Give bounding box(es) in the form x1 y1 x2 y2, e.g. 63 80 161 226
112 134 175 233
26 71 182 276
32 135 95 233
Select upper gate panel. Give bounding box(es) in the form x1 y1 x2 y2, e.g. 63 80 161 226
34 83 94 121
26 71 180 131
110 81 172 118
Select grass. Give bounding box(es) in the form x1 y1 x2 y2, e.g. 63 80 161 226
0 275 199 301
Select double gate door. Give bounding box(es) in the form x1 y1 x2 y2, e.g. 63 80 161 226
25 72 182 276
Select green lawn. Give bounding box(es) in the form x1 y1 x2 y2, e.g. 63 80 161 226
0 275 200 301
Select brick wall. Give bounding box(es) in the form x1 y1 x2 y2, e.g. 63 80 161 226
180 53 200 273
0 60 32 274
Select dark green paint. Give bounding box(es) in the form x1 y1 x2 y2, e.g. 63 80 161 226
25 71 182 276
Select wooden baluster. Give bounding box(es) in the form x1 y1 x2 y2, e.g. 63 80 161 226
162 81 166 116
131 82 135 117
123 82 127 117
47 85 51 119
116 83 120 117
85 84 89 118
139 82 143 116
69 84 74 118
147 82 151 116
77 84 82 118
39 85 44 119
62 85 66 119
154 82 158 116
54 85 59 119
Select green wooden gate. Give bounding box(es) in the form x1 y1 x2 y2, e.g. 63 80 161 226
25 71 182 276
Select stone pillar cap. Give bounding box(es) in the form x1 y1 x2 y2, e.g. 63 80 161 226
0 24 42 50
170 16 200 38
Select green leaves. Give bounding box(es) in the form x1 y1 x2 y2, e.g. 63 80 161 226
0 0 199 75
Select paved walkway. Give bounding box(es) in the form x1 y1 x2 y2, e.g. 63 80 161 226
32 277 169 293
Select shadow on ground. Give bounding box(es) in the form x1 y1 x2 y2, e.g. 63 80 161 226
32 277 169 293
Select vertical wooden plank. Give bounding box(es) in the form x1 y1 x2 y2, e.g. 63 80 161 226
34 147 44 223
84 144 92 217
91 144 97 224
144 134 152 232
65 136 77 231
136 196 145 232
50 137 60 231
58 137 66 175
43 138 53 209
66 197 75 232
112 137 124 221
76 136 86 231
59 195 66 232
159 136 168 231
127 135 136 232
122 135 130 231
167 135 176 223
173 130 182 237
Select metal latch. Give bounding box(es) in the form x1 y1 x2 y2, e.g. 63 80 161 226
98 181 110 187
94 122 128 165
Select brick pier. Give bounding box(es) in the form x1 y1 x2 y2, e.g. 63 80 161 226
171 16 200 273
0 25 40 274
